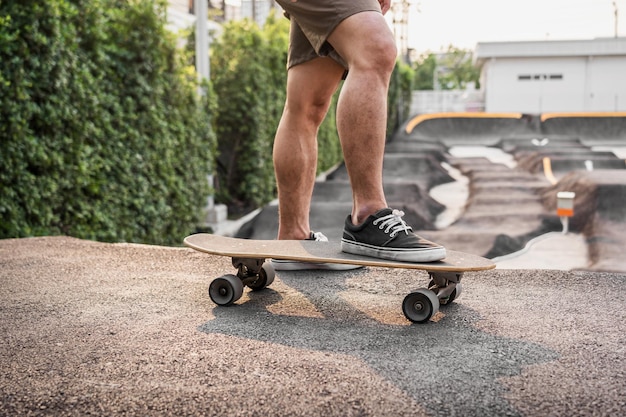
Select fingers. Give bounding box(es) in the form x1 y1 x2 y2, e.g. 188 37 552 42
379 0 391 15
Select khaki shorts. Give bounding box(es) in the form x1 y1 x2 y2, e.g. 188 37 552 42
275 0 382 69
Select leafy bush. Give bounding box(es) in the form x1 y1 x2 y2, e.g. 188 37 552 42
0 0 215 245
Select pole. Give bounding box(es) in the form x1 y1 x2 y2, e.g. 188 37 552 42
194 0 210 83
614 1 619 38
194 0 213 210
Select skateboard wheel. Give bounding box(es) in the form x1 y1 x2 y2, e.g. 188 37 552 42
209 274 244 306
402 289 440 323
247 262 275 291
448 282 462 303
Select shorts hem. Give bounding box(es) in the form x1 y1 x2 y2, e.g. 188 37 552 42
287 8 381 70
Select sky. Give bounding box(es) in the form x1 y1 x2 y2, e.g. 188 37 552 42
400 0 625 53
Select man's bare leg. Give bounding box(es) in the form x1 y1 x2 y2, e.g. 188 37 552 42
327 11 398 225
274 58 345 240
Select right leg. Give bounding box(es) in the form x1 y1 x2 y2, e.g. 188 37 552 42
327 11 398 225
274 57 345 240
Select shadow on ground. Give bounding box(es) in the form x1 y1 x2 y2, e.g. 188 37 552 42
199 268 558 417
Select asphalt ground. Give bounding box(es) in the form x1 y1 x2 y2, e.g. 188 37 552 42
1 236 625 416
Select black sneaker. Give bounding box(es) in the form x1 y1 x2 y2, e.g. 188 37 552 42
271 232 363 271
341 208 446 262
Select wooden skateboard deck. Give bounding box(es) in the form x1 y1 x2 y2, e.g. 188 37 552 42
184 233 495 323
184 234 494 272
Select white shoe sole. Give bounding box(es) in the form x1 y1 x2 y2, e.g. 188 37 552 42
341 240 446 263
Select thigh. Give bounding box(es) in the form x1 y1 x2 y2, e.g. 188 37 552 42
277 0 381 68
285 58 345 114
327 11 396 69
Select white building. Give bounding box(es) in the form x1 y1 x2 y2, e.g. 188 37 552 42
474 38 626 113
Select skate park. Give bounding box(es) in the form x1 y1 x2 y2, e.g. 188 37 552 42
2 113 625 416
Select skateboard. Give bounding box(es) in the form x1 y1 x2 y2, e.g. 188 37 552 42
184 234 495 323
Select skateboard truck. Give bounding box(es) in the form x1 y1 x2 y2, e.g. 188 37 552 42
428 271 463 305
231 257 275 292
232 257 265 280
208 257 276 306
402 271 463 323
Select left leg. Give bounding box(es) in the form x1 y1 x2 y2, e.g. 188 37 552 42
273 57 345 240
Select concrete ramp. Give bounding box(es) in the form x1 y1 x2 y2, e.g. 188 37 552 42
404 112 626 146
497 137 586 153
327 154 454 190
405 113 535 146
517 152 625 175
541 113 626 142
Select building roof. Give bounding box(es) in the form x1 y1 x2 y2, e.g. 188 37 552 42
474 37 626 65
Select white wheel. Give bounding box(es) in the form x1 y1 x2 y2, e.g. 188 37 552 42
402 289 440 323
209 274 244 306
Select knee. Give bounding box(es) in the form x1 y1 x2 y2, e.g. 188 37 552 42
306 99 332 127
375 35 398 70
352 34 397 76
285 98 331 128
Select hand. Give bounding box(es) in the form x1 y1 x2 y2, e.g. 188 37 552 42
379 0 392 15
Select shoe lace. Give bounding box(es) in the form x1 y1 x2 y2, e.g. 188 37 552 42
373 209 412 238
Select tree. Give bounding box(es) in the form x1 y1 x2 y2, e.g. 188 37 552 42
437 45 481 90
412 52 436 90
412 46 480 90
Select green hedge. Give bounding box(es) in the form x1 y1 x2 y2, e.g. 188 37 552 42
0 0 215 245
